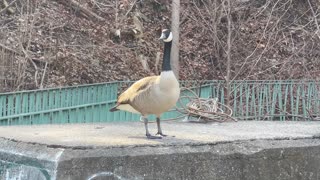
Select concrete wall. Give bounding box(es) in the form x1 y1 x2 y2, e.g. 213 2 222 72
0 138 320 180
0 139 61 180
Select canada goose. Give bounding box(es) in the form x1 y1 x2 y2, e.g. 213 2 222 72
109 29 180 139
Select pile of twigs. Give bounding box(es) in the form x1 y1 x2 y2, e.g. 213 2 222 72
174 87 237 123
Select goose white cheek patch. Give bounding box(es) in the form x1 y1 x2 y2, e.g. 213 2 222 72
163 32 173 42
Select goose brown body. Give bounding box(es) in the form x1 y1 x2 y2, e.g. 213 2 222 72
111 71 180 116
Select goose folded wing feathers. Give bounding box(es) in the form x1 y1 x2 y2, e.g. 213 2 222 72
110 76 159 110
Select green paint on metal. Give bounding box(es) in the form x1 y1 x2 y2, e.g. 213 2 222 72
245 83 249 118
236 84 243 116
0 80 319 125
232 83 237 117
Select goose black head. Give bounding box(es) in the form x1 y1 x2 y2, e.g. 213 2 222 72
159 29 173 42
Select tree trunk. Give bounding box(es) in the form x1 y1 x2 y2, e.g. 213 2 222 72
226 0 232 108
171 0 180 79
0 49 4 89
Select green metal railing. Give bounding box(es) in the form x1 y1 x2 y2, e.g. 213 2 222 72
0 80 319 125
230 81 320 120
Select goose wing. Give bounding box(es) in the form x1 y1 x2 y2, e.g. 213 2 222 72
110 76 159 112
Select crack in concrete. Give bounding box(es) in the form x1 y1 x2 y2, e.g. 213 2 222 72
0 135 319 151
52 149 64 180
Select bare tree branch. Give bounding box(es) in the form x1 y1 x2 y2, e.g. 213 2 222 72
54 0 105 22
0 0 17 15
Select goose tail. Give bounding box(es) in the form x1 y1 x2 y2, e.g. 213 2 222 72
109 105 119 112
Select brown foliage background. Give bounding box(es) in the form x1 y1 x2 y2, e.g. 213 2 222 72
0 0 319 92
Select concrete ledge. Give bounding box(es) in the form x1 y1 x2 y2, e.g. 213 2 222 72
0 121 319 180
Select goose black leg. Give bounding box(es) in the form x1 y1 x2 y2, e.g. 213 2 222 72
143 116 162 139
156 117 167 137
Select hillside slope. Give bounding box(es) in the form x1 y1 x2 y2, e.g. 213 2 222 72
0 0 319 92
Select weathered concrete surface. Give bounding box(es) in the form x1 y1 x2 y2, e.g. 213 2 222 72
0 121 319 180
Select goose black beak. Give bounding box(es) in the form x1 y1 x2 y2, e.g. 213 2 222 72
159 33 165 40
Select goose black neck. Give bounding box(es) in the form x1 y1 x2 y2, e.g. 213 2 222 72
162 41 172 72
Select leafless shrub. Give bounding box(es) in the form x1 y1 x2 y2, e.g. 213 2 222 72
180 0 320 81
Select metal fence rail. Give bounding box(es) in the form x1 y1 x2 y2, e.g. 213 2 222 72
0 80 319 125
231 81 320 120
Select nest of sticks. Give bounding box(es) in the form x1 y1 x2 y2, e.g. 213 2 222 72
175 87 237 123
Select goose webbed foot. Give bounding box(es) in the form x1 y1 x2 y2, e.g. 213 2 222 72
146 133 162 139
156 132 167 137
